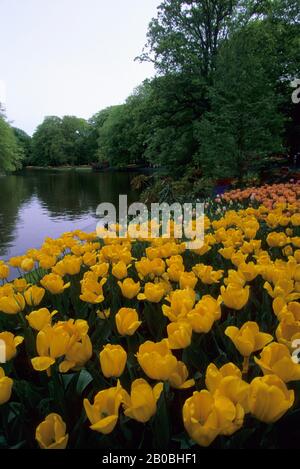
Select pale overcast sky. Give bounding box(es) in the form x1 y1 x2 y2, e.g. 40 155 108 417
0 0 160 135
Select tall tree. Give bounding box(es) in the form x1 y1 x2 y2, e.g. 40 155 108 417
194 24 285 179
138 0 242 77
86 107 115 163
61 116 90 165
31 116 65 166
13 127 32 163
31 116 91 166
0 114 24 172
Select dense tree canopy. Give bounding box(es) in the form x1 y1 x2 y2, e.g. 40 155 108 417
194 23 285 178
0 110 24 172
5 0 300 182
13 127 32 162
31 116 92 166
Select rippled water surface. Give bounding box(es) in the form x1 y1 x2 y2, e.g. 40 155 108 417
0 169 139 260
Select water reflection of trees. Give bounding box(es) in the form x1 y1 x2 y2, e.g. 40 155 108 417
0 170 139 256
34 170 138 218
0 174 32 256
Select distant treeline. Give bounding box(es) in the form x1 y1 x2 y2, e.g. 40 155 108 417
1 0 299 181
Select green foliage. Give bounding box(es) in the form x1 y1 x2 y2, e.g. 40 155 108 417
132 168 214 204
31 116 91 167
13 128 32 162
194 24 285 179
86 107 115 163
31 116 65 166
98 105 140 168
8 0 300 180
0 115 24 172
137 0 240 77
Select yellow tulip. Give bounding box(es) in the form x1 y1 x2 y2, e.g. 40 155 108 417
100 244 132 265
276 314 300 348
280 301 300 321
38 254 57 270
225 322 273 357
26 308 58 331
9 256 24 268
231 251 248 267
80 274 107 304
31 356 56 371
31 325 70 371
224 270 246 287
0 332 24 361
220 283 250 310
84 381 124 434
183 390 219 447
243 219 259 239
60 318 90 338
82 251 97 267
0 367 13 405
183 390 244 447
264 279 300 301
90 262 110 278
0 284 14 299
248 375 294 423
24 285 45 306
294 249 300 262
0 293 25 314
97 308 111 320
149 258 166 277
179 272 197 290
267 232 289 248
35 413 68 449
136 340 178 381
192 243 211 256
238 262 259 282
118 278 140 299
162 289 196 322
41 273 70 295
255 342 300 382
205 363 250 413
112 261 128 280
167 321 192 349
192 264 223 285
187 295 221 333
214 395 244 436
99 344 127 378
115 308 141 336
135 257 165 280
53 255 82 276
283 245 294 257
137 282 165 303
60 334 92 373
122 379 163 423
166 262 185 282
168 361 195 389
135 258 152 279
13 278 28 292
291 213 300 226
31 319 92 372
241 240 261 255
205 362 242 393
21 257 35 272
218 246 235 260
291 236 300 248
0 261 9 280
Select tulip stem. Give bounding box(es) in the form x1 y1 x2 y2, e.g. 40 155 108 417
242 356 250 375
51 364 66 419
18 313 36 357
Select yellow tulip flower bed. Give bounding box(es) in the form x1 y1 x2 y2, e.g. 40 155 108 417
0 198 300 449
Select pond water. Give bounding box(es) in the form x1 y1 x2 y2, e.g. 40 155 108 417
0 169 139 260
